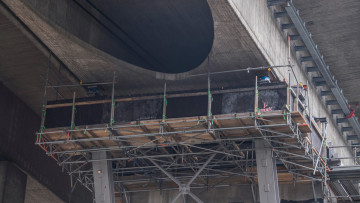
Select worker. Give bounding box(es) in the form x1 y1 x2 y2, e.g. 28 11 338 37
345 104 355 119
260 75 271 83
303 84 308 91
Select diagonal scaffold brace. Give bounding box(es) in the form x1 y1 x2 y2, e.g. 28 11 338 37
147 153 216 203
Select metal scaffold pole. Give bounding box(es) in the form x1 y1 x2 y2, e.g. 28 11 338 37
207 56 213 130
162 82 167 124
70 91 76 131
39 55 50 140
254 76 259 117
110 72 116 126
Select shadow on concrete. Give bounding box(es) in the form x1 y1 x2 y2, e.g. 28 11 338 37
22 0 214 73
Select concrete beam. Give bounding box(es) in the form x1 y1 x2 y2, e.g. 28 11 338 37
331 109 344 115
267 0 288 7
314 81 327 87
336 118 348 124
294 45 307 52
326 100 338 106
255 139 280 203
286 1 360 138
288 34 301 41
300 56 313 63
347 135 358 141
274 11 288 18
281 23 295 30
320 91 332 96
92 152 115 203
342 127 353 132
306 66 318 73
312 76 325 82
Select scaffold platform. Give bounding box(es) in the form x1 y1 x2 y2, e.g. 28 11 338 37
38 111 310 150
35 70 337 202
36 95 329 197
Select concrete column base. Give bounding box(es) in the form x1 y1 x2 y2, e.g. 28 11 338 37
255 139 280 203
92 152 115 203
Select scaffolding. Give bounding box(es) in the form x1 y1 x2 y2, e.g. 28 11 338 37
28 0 360 201
34 65 343 202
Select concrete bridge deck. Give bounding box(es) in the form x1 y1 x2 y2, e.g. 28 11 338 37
0 0 359 202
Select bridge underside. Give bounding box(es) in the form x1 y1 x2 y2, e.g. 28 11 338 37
0 0 359 202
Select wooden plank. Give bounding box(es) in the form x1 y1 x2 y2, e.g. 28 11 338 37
291 111 306 123
41 111 313 147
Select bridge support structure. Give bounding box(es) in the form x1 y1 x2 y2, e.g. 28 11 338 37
255 139 280 203
92 151 115 203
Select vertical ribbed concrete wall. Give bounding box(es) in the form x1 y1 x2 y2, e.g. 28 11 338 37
0 82 91 203
228 0 352 164
0 162 27 203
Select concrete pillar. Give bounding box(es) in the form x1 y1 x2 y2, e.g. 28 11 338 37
255 139 280 203
0 161 27 203
92 151 115 203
